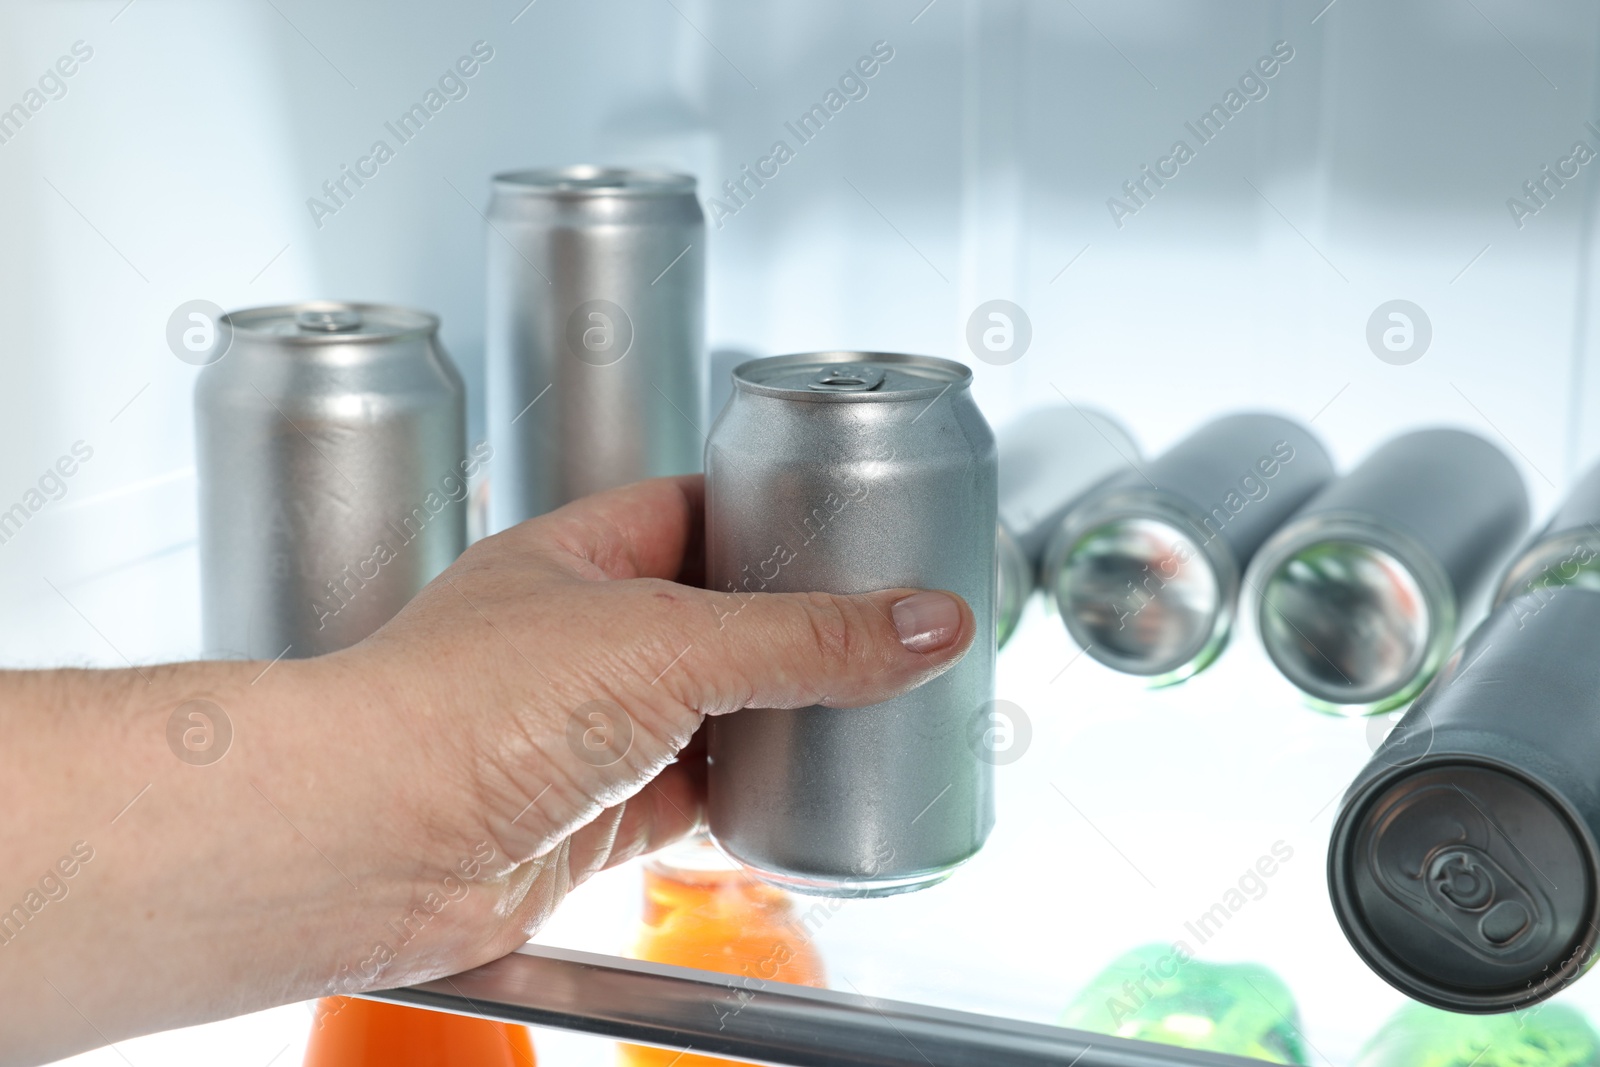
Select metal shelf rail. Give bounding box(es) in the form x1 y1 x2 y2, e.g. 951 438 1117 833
366 944 1264 1067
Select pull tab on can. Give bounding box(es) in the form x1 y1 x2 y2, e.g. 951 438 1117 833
296 308 364 333
1367 780 1556 964
807 365 886 393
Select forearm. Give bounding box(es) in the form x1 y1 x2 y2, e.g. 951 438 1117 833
0 657 422 1064
0 476 975 1064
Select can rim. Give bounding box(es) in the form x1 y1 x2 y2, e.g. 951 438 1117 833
221 301 439 344
1327 752 1600 1014
732 351 972 403
709 830 976 898
1041 485 1239 683
1246 511 1457 714
492 165 697 197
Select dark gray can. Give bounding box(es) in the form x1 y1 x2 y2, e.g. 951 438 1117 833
196 302 469 659
705 352 997 897
1248 429 1529 714
1042 412 1333 683
486 166 705 531
1496 456 1600 607
1328 588 1600 1013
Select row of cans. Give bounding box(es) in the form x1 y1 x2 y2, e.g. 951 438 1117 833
997 409 1535 716
996 406 1600 1012
993 404 1600 1011
199 168 709 658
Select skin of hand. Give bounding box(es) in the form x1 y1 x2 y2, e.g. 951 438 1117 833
0 474 975 1066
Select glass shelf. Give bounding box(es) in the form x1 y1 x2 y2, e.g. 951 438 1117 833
373 597 1600 1065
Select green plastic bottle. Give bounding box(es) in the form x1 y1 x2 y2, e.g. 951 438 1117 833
1354 1001 1600 1067
1059 944 1308 1064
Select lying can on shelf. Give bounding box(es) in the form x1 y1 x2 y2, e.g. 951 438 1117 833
196 301 469 658
1247 429 1529 714
1496 456 1600 607
486 166 705 531
705 352 997 897
1042 413 1333 684
1328 587 1600 1013
995 406 1139 647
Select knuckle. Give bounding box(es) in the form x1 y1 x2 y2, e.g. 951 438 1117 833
796 591 861 665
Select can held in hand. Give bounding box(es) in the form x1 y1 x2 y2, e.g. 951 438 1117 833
995 405 1140 646
1248 429 1529 714
1042 413 1333 684
1496 456 1600 607
487 166 705 531
1328 588 1600 1013
705 352 997 897
197 302 469 659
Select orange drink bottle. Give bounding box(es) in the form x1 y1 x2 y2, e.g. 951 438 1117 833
303 995 536 1066
619 836 827 1067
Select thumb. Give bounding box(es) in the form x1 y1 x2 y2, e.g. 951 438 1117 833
660 586 978 714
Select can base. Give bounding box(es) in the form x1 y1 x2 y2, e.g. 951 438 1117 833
711 840 968 898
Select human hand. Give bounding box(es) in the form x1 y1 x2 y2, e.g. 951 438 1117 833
323 473 977 992
0 474 975 1065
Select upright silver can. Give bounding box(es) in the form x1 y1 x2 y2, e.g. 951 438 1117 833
196 302 469 659
487 166 705 531
705 353 997 897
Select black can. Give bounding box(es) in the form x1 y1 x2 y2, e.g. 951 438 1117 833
1327 587 1600 1013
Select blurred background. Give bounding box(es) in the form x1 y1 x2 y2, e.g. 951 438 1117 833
4 0 1600 1064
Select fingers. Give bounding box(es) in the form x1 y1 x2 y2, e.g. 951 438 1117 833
508 476 705 582
654 585 977 713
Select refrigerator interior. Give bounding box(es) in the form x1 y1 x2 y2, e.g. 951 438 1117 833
5 0 1600 1063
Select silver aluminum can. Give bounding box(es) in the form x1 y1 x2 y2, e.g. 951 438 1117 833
1247 429 1528 715
705 352 997 897
197 302 468 659
995 405 1140 646
487 166 705 531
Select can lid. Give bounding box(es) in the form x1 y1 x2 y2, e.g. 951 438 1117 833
733 352 971 403
492 165 696 197
1332 761 1598 1012
223 302 437 344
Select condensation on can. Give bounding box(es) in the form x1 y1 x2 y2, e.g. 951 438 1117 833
196 301 468 659
704 352 998 897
